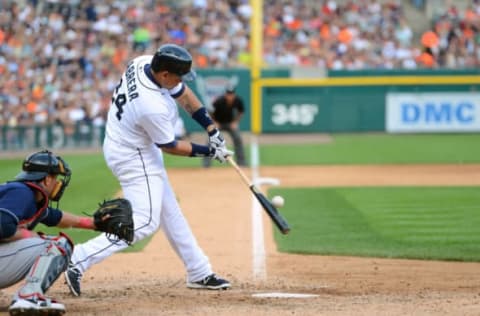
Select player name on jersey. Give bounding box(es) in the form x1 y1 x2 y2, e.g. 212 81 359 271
125 61 139 101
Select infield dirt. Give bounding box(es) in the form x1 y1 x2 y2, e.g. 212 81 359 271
2 164 480 315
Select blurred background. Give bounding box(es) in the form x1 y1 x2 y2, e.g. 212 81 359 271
0 0 479 151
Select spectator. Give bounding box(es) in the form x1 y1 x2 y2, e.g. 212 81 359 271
0 0 478 149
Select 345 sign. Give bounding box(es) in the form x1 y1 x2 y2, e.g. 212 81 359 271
271 103 319 126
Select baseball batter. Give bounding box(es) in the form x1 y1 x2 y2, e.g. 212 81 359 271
65 44 233 295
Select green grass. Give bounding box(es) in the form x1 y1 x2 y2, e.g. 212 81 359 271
2 133 480 258
145 133 480 167
260 134 480 165
270 186 480 261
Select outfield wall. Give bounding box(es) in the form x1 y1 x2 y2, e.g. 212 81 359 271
189 69 480 134
257 77 480 133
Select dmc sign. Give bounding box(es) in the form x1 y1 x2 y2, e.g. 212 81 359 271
401 102 474 123
386 92 480 132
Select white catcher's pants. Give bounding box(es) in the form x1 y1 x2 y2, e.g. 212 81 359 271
71 140 212 283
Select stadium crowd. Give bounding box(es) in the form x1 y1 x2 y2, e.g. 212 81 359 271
0 0 479 136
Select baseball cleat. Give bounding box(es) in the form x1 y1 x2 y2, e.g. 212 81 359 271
64 263 82 297
9 298 65 316
187 273 231 290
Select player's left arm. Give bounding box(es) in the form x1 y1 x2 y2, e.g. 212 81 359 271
161 140 233 163
139 112 217 158
161 140 195 157
38 207 95 230
57 212 95 229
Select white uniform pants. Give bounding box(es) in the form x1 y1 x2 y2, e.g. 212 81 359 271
71 144 212 283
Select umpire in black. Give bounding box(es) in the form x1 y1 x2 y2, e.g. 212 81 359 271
204 85 247 167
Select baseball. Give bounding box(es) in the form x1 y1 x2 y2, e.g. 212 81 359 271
271 195 285 208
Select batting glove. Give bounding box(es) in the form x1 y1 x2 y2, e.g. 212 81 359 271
210 146 234 163
208 129 226 149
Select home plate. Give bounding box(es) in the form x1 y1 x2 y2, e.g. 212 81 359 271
252 292 319 298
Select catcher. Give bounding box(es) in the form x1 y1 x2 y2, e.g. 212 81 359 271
0 150 133 316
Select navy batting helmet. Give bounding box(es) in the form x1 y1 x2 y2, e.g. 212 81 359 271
15 150 71 201
151 43 196 81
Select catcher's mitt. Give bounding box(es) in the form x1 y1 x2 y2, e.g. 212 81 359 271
93 198 134 244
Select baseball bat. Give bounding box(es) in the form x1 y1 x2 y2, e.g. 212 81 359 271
226 156 290 234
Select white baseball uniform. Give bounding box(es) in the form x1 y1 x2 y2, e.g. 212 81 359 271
70 55 213 282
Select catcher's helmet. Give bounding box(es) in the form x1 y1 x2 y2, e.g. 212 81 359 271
15 150 71 201
151 43 196 81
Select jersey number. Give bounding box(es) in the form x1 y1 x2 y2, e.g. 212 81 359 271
112 79 127 120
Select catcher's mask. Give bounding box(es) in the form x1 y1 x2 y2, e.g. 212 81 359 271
15 149 72 201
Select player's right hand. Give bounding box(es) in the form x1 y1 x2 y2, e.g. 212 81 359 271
210 146 234 163
208 129 226 149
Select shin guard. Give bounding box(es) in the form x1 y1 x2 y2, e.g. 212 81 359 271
17 233 74 299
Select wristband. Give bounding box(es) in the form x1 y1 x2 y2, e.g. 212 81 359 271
192 107 214 130
78 217 94 229
190 143 212 157
208 128 219 136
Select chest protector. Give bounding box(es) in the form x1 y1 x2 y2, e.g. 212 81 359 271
18 182 49 230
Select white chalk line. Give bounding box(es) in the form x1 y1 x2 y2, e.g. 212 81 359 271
252 292 320 298
250 135 266 281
